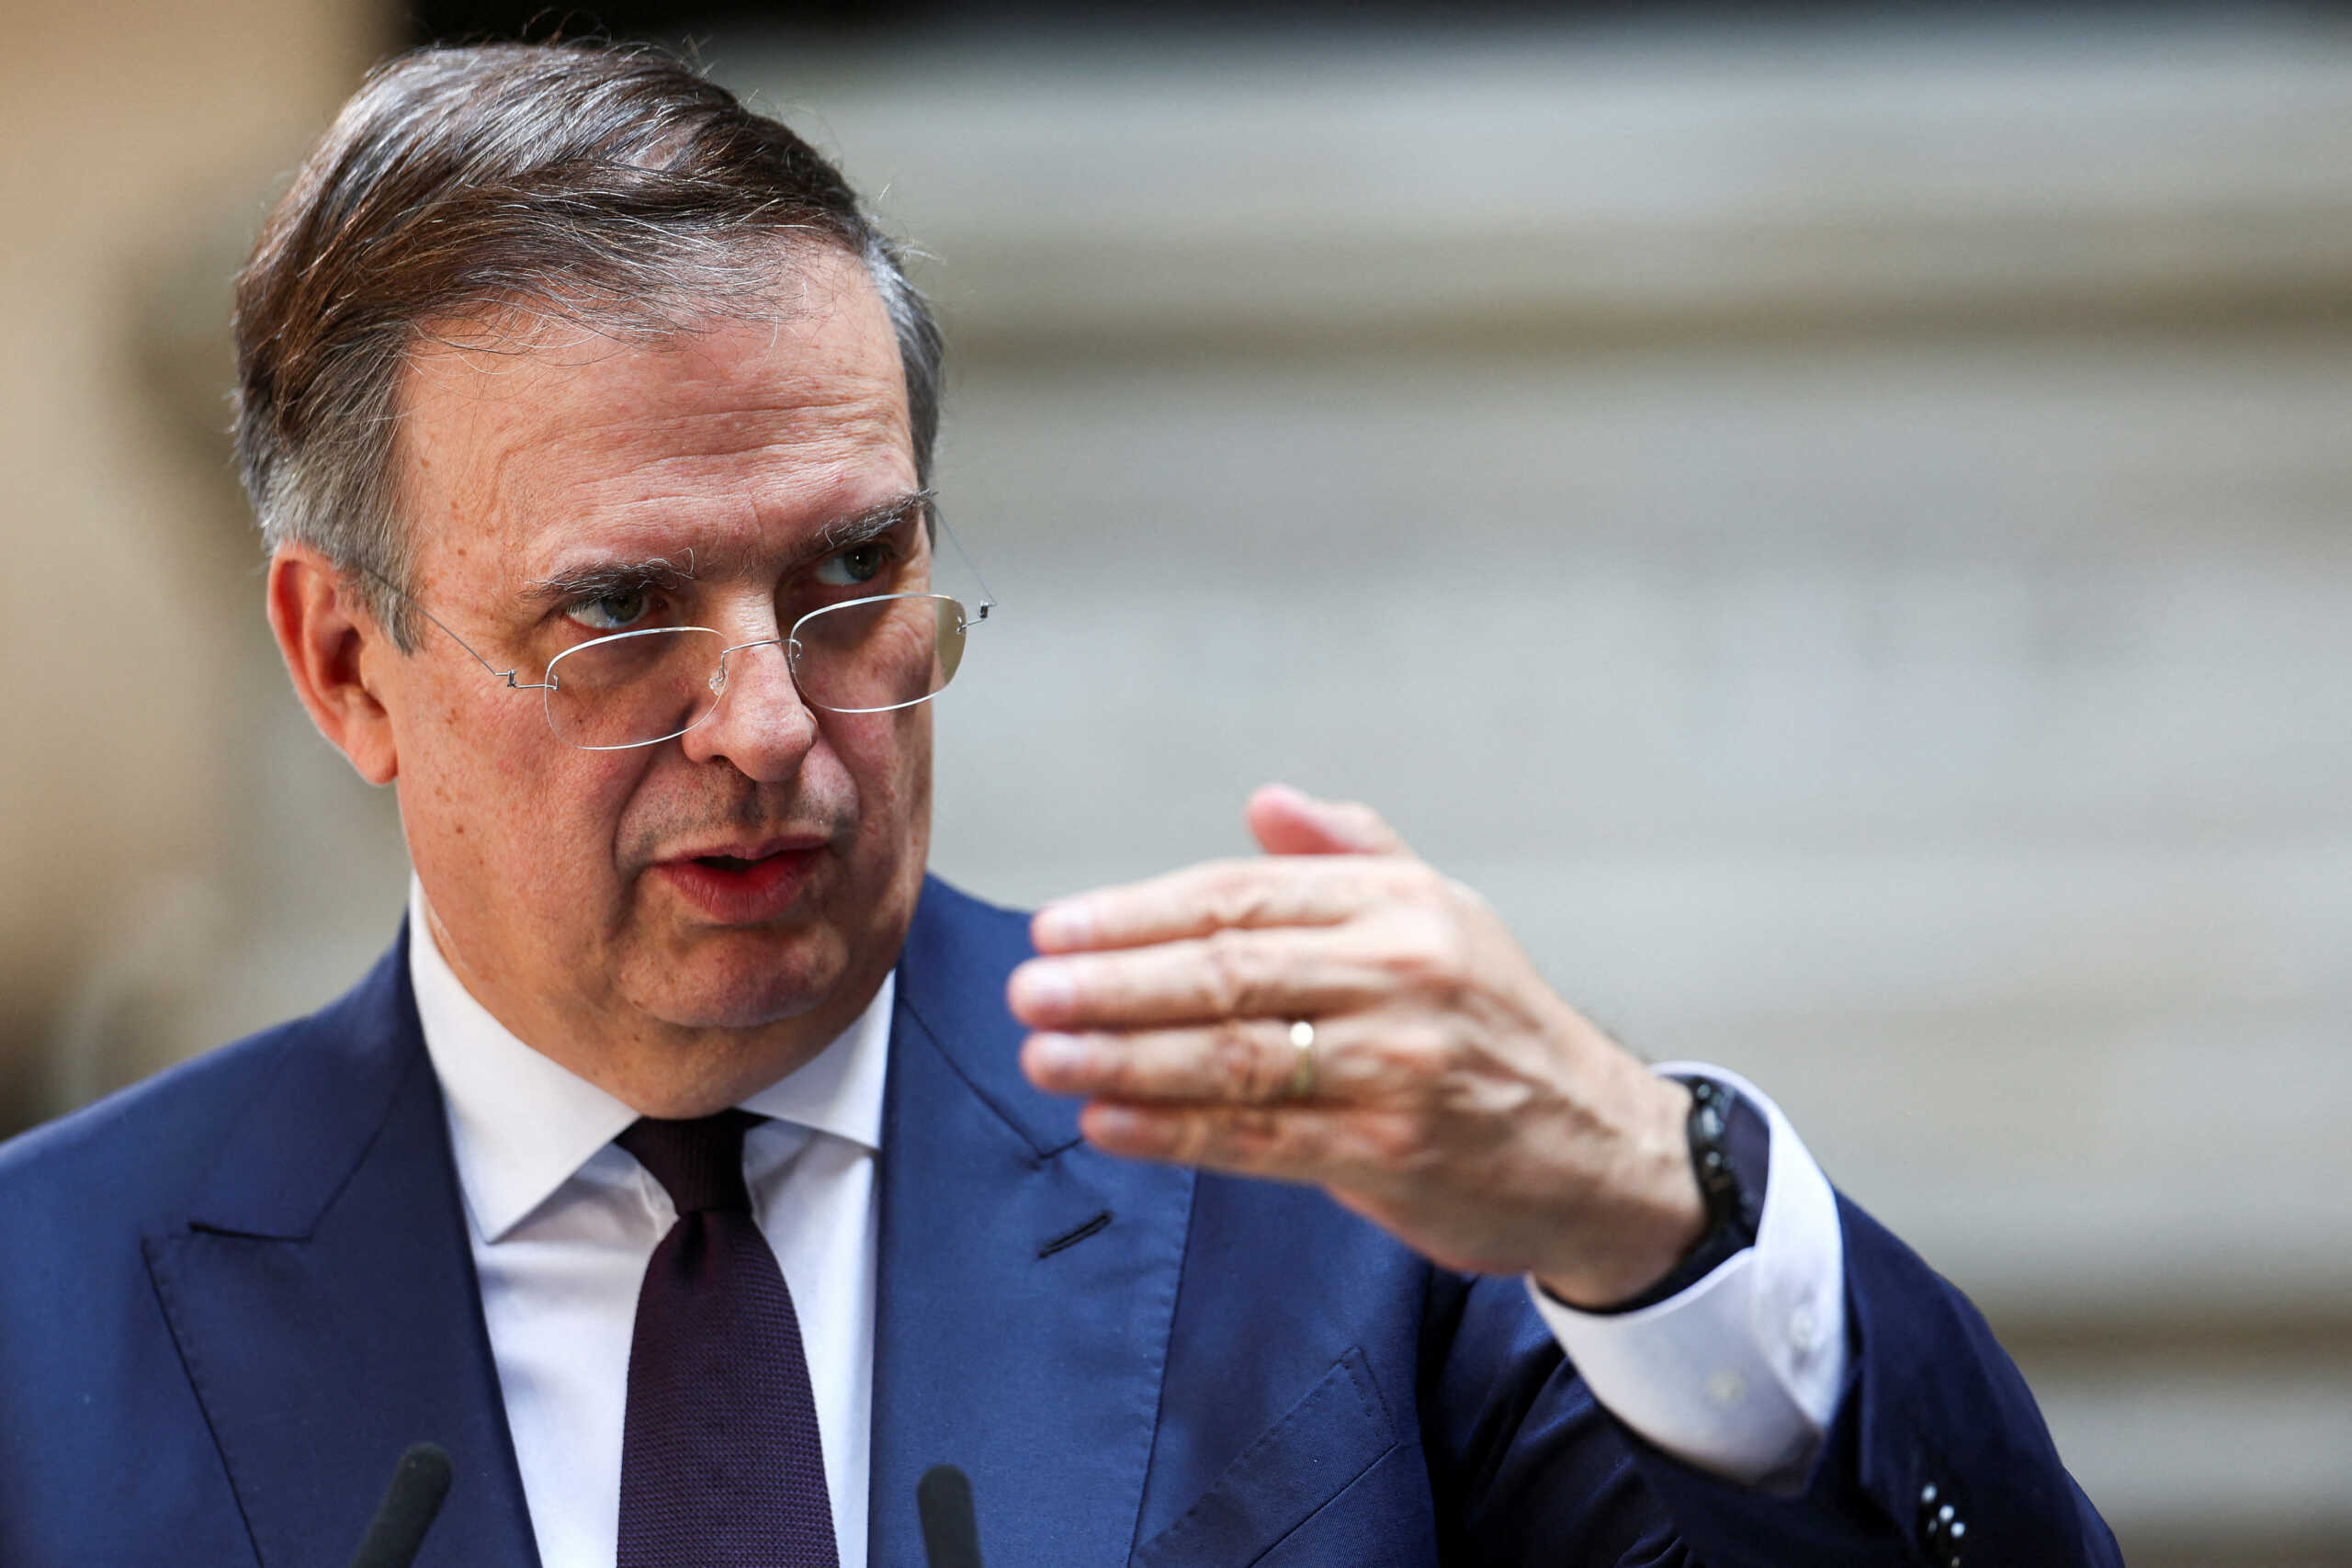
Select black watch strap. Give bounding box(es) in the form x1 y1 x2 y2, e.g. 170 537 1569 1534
1578 1076 1770 1316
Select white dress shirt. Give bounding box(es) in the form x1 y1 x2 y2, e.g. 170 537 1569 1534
410 881 889 1568
408 879 1849 1563
1532 1062 1851 1488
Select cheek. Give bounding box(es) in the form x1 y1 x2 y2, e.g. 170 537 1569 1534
528 759 650 872
852 705 931 795
401 686 644 902
824 707 933 854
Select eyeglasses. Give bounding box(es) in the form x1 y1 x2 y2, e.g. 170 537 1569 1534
370 524 994 751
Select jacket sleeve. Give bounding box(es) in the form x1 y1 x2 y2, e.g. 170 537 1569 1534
1616 1194 2120 1566
1419 1195 2121 1565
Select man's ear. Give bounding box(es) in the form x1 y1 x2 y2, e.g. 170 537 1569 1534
266 543 401 786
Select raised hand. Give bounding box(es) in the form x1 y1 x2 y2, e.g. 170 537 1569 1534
1012 784 1706 1308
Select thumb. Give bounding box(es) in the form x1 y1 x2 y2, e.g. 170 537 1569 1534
1247 784 1412 858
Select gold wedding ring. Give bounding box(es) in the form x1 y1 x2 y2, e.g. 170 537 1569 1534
1283 1019 1317 1100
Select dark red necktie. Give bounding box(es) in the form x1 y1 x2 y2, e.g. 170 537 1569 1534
616 1111 839 1568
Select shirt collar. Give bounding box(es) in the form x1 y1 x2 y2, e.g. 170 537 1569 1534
407 876 894 1243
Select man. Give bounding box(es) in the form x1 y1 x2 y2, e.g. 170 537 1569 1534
0 40 2117 1568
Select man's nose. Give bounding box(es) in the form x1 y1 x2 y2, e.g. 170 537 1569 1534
679 638 818 782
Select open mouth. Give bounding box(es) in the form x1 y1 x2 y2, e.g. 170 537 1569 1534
656 840 824 921
695 852 767 873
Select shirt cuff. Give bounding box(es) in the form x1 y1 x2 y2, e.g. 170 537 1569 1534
1526 1062 1849 1488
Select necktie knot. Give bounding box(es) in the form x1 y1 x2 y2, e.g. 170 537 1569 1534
617 1110 762 1215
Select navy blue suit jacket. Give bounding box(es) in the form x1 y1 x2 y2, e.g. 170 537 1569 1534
0 876 2118 1565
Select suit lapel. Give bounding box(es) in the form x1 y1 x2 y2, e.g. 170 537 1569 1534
869 879 1195 1568
141 884 1192 1567
142 929 539 1567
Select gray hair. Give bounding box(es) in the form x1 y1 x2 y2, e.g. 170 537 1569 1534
233 41 944 650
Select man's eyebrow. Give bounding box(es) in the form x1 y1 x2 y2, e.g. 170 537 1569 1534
517 490 933 609
520 549 699 609
808 489 934 559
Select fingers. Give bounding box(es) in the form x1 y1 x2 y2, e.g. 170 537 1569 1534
1024 1018 1359 1105
1033 854 1397 954
1014 785 1465 1199
1246 784 1410 858
1028 788 1414 955
1010 925 1389 1030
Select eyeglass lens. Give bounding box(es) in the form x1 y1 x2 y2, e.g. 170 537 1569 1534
541 593 972 750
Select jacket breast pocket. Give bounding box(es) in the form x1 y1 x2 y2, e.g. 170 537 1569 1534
1132 1347 1409 1568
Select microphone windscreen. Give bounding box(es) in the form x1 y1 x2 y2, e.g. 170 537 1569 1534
346 1442 454 1568
917 1463 985 1568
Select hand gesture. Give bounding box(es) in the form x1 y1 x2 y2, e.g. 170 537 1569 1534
1012 785 1705 1307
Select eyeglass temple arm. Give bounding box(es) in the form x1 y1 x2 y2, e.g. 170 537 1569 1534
356 564 556 692
931 506 996 623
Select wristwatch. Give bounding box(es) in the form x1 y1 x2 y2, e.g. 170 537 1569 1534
1583 1075 1770 1315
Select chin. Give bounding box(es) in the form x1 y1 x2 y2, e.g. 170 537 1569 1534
628 929 850 1032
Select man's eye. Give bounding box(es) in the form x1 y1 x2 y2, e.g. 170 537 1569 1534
813 542 891 589
571 588 651 632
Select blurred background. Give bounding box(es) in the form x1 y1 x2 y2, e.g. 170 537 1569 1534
5 0 2351 1560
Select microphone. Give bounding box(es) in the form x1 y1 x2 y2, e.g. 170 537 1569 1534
916 1463 985 1568
345 1442 453 1568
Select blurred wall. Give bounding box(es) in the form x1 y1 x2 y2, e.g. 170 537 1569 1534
0 0 398 1115
718 18 2352 1562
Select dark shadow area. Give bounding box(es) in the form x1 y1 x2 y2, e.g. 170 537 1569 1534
408 0 2352 49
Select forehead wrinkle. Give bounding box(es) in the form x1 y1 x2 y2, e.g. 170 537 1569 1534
509 308 908 468
397 265 914 600
484 390 908 577
597 414 906 489
552 375 902 447
518 382 909 531
552 446 896 555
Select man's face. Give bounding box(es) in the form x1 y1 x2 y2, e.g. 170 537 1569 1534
372 249 930 1111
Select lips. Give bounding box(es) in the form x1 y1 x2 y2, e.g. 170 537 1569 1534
650 835 830 924
695 852 769 873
